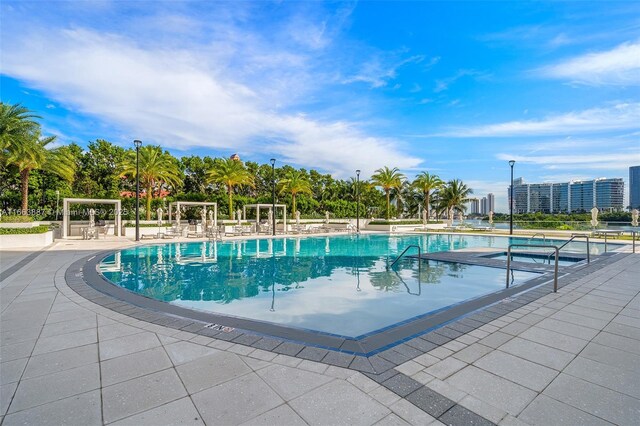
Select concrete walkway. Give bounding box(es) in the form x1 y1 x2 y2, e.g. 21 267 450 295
1 240 639 425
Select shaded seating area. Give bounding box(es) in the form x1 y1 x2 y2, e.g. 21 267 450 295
62 198 122 239
242 203 288 235
168 201 218 239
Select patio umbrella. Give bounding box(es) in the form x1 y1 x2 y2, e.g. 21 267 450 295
590 207 599 228
422 209 427 227
157 208 163 227
489 211 494 225
632 209 639 227
295 210 301 225
209 210 214 228
89 208 95 227
447 209 453 227
268 209 273 227
237 209 242 225
201 209 207 227
325 211 330 224
175 209 181 225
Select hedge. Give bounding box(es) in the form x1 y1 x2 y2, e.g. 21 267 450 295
0 215 34 223
0 226 50 235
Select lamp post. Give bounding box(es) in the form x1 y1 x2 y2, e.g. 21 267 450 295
356 169 361 233
509 160 515 235
270 158 276 236
134 140 142 241
55 190 60 221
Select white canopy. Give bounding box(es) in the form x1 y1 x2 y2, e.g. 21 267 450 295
243 203 287 231
168 201 217 226
62 198 122 238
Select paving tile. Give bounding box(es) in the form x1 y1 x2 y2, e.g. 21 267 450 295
522 395 609 425
478 331 513 349
519 326 588 354
375 413 411 426
452 343 494 364
411 371 436 385
447 366 537 415
272 354 302 367
458 395 508 424
290 380 390 425
272 342 304 356
499 321 530 336
240 404 307 426
592 331 640 356
23 344 98 379
241 356 272 372
0 339 37 362
322 351 355 368
98 323 143 341
395 360 424 377
369 385 402 406
498 336 574 371
425 357 467 380
474 350 558 392
439 404 495 426
0 358 27 385
39 317 96 339
0 326 42 346
176 351 252 393
543 374 640 425
603 321 640 341
99 332 160 361
1 382 18 416
2 390 101 426
110 397 204 426
413 353 440 368
426 378 467 403
8 363 100 413
563 356 640 399
381 374 423 397
562 304 616 321
161 340 218 365
101 347 173 386
612 313 640 329
256 364 333 400
390 398 436 425
535 317 600 340
348 373 381 393
550 310 609 330
405 386 455 418
325 365 356 380
297 346 329 361
102 369 188 423
192 372 283 425
297 359 329 374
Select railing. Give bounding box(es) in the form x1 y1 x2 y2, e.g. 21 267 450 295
507 243 559 292
528 233 546 243
388 245 422 271
548 234 591 264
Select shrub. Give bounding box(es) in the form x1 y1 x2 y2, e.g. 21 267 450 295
0 226 50 235
0 215 34 223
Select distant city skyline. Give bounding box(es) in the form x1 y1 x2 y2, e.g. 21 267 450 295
1 1 638 212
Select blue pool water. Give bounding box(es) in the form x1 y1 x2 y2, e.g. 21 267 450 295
98 234 608 337
487 253 582 266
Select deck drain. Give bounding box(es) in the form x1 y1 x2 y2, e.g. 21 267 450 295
204 323 235 332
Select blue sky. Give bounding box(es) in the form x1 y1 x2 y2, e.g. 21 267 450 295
1 1 639 212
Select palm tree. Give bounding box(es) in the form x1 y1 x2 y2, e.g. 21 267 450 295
0 103 40 151
437 179 472 221
206 157 254 218
412 172 444 221
3 130 75 214
371 166 405 219
121 145 182 220
278 170 312 214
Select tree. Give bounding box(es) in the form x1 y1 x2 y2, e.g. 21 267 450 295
0 103 40 151
437 179 472 220
120 145 182 220
278 169 312 214
206 157 254 218
371 166 405 219
412 172 444 220
3 130 75 214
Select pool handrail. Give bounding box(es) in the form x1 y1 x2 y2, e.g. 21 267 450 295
388 244 422 271
549 234 590 264
527 233 546 244
507 243 559 293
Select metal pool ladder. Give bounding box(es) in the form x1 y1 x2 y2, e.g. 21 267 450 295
547 234 591 264
527 233 546 243
388 245 422 271
507 243 559 292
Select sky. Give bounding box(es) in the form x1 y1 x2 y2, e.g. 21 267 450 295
1 0 639 212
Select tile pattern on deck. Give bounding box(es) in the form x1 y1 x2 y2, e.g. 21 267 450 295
1 239 638 425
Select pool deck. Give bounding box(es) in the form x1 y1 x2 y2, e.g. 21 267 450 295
1 237 639 425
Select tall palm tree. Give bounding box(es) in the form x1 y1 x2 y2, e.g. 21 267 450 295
206 157 254 218
278 169 312 214
0 103 40 151
412 172 444 220
3 130 76 214
371 166 405 219
121 145 182 220
437 179 472 221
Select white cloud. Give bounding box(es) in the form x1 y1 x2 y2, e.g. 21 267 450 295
433 69 488 93
343 54 426 88
1 27 421 177
538 40 640 86
439 103 640 137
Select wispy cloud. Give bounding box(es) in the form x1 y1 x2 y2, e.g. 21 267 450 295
433 69 488 93
437 102 640 137
496 150 640 172
343 54 427 88
537 40 640 86
1 27 421 177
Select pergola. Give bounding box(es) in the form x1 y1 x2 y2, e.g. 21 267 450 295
243 204 287 229
62 198 121 238
168 201 217 226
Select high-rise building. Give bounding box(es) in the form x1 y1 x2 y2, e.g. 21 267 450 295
480 197 487 214
468 198 480 214
631 166 640 210
508 177 624 213
487 193 495 213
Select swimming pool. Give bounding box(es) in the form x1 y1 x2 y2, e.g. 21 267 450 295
97 233 609 338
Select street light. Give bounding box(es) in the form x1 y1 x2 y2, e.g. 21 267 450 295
355 170 361 233
134 140 142 241
509 160 515 235
270 158 276 236
55 190 60 221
